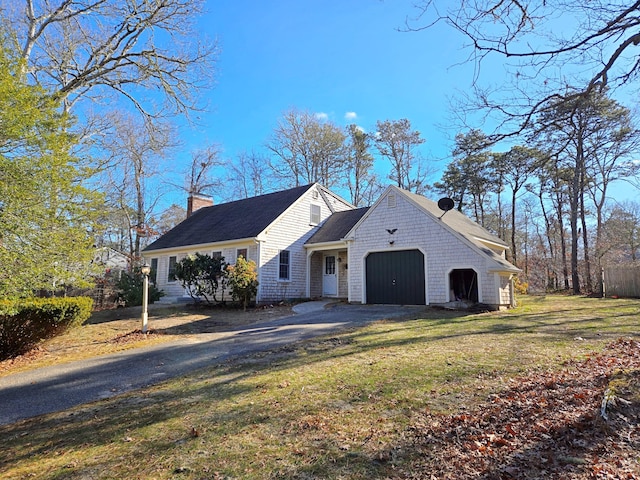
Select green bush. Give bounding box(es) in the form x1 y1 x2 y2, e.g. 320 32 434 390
0 297 94 360
116 270 164 307
226 256 259 311
174 253 227 304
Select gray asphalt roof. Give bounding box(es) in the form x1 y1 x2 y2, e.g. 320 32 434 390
144 184 314 251
403 189 509 247
305 207 369 244
401 189 519 272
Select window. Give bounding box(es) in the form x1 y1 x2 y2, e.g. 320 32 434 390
211 251 222 260
279 250 290 280
168 256 177 282
325 255 336 275
310 204 321 225
236 248 248 261
150 258 158 284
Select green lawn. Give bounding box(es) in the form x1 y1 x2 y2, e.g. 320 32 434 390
1 295 638 479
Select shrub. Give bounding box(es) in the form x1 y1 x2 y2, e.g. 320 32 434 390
174 253 227 304
226 256 259 311
514 276 529 295
116 270 164 307
0 297 93 360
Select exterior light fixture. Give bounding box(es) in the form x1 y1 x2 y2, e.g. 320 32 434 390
140 263 151 333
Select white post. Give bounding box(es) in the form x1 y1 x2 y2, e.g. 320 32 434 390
141 263 151 333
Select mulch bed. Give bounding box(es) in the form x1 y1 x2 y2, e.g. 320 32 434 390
398 338 640 479
108 329 165 344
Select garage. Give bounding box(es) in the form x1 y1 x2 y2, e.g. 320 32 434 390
365 250 426 305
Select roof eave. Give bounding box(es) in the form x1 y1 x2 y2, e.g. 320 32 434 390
488 266 522 274
142 236 259 255
475 236 509 250
304 239 349 250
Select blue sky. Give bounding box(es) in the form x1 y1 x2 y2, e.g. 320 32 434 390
176 1 471 191
165 0 637 208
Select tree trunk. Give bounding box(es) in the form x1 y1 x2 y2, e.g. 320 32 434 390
495 177 504 239
537 186 559 290
569 140 583 294
593 184 607 295
558 215 570 290
511 190 518 267
579 173 593 292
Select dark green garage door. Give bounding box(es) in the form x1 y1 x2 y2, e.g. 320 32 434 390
365 250 426 305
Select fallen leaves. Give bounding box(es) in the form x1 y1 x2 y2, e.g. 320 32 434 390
396 338 640 479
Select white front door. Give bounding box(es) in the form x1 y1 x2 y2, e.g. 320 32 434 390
323 255 337 296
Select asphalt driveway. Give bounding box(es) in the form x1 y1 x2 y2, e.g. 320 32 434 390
0 303 423 426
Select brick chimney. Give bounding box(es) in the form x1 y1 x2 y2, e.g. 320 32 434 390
187 193 214 217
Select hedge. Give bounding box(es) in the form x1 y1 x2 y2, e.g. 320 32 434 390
0 297 93 360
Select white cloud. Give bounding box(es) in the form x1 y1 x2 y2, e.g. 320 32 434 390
344 111 357 121
315 112 329 122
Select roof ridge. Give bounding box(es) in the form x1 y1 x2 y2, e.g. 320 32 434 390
143 184 316 252
199 184 314 211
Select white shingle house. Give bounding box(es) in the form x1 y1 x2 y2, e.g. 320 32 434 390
143 183 520 308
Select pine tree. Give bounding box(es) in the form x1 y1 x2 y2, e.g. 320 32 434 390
0 45 101 297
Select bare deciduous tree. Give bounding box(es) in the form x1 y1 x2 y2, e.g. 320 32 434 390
185 144 224 196
4 0 217 118
585 106 640 269
407 1 640 140
226 150 270 200
153 204 187 236
98 113 176 262
601 201 640 264
267 109 347 190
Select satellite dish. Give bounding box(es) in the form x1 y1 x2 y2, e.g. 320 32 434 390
438 197 454 212
437 197 455 219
